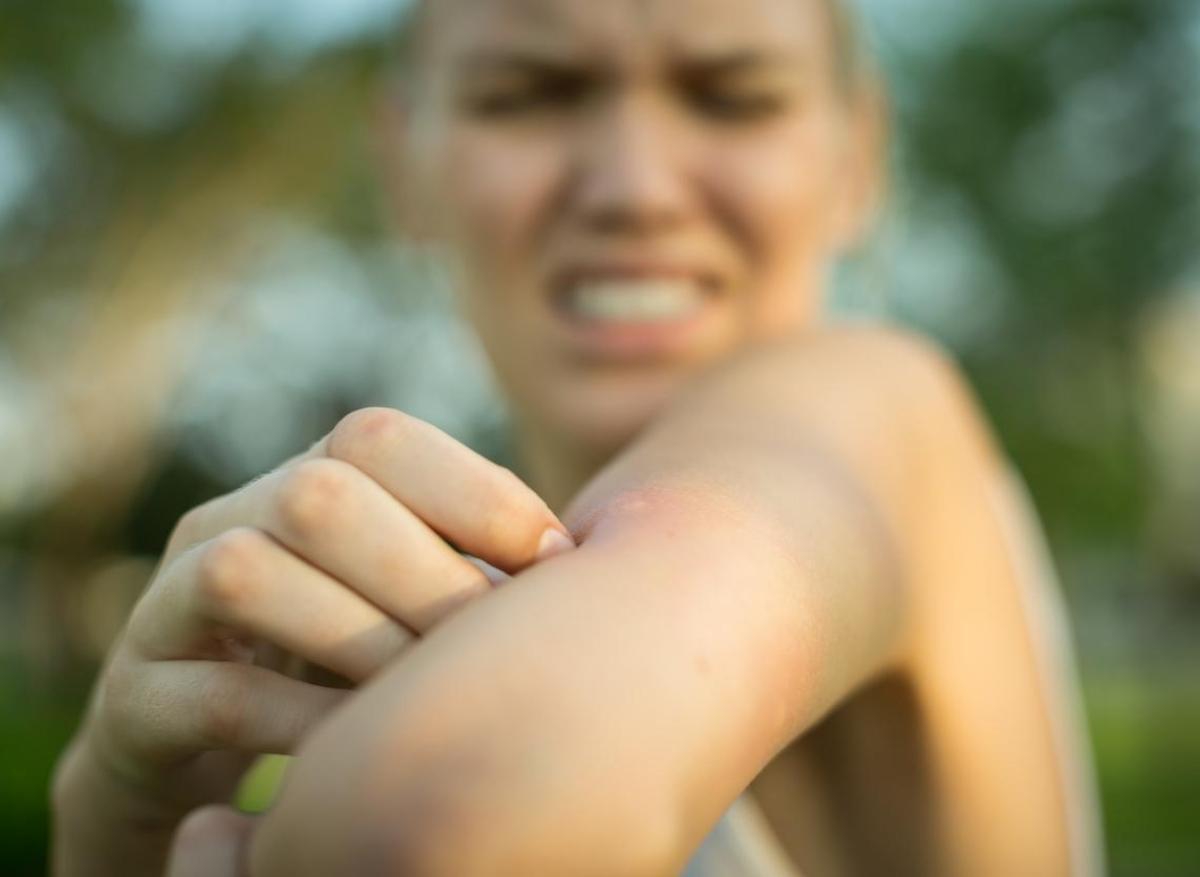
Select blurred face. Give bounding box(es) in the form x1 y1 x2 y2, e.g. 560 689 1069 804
388 0 878 455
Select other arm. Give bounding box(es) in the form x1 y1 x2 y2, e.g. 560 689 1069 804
247 326 1079 875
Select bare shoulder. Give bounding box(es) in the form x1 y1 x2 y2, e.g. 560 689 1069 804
700 323 1103 875
708 321 966 384
680 321 1003 476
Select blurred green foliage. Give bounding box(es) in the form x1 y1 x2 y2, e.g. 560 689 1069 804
1 0 1197 874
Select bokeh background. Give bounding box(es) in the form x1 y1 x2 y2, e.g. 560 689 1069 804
1 0 1197 873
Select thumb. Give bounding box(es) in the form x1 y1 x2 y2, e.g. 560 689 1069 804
167 805 257 877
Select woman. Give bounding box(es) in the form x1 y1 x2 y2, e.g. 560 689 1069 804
52 0 1104 873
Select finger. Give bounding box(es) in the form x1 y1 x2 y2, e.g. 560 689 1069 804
262 458 498 631
132 528 413 683
170 410 574 578
124 661 346 760
171 459 501 632
168 806 256 877
159 435 329 568
322 408 574 572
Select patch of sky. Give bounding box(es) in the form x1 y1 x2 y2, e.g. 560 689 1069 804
125 0 414 65
0 113 35 233
0 84 63 234
858 0 979 59
883 186 1011 351
1005 61 1161 228
168 217 499 483
72 32 207 134
1180 4 1200 173
0 82 79 267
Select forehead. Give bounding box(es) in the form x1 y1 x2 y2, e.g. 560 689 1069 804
421 0 829 67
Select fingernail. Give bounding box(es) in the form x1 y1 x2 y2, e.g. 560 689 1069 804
536 527 575 562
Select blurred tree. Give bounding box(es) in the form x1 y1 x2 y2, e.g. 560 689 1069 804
0 0 1196 873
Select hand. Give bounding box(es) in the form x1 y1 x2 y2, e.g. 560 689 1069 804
52 408 573 875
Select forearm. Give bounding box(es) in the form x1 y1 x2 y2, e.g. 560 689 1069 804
250 327 939 875
251 485 807 875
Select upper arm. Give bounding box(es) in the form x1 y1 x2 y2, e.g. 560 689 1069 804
897 458 1101 876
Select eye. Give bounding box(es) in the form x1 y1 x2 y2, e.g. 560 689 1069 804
688 86 788 122
463 74 591 118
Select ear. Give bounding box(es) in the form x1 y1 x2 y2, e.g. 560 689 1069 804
371 78 437 243
831 79 890 251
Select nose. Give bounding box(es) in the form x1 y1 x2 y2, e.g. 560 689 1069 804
571 94 693 236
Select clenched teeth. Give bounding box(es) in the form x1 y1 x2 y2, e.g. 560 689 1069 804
563 280 705 322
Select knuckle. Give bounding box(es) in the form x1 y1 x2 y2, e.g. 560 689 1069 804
171 507 202 543
198 665 252 748
275 458 355 540
97 653 141 722
327 407 416 463
168 502 212 552
196 528 267 613
93 659 160 762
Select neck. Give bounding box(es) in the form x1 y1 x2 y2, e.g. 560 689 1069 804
512 420 614 516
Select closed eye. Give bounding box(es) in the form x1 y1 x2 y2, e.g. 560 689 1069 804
465 80 590 116
458 58 596 118
686 87 789 122
675 51 805 124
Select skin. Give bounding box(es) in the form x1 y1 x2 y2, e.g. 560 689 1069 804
52 413 577 875
54 0 1102 873
391 0 882 501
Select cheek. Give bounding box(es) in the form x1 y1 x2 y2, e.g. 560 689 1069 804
439 130 566 278
431 129 569 400
705 119 846 258
701 119 848 326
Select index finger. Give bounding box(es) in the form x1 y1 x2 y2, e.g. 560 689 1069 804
316 409 573 573
168 409 573 577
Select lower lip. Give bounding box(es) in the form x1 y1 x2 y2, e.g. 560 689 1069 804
550 295 720 362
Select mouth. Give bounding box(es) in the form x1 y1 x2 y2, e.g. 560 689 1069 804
548 265 724 362
557 276 711 323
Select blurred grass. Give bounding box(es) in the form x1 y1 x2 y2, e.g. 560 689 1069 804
0 708 77 876
1086 671 1200 875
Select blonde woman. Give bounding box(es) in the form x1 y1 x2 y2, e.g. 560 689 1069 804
53 0 1103 873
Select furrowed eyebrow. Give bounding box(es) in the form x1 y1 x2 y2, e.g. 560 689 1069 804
672 50 804 79
457 50 595 80
456 47 802 76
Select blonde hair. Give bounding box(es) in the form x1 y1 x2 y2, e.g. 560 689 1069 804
825 0 872 94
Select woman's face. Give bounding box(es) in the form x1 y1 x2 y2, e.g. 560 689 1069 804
388 0 879 454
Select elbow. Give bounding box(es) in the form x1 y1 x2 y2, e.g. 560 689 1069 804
349 778 681 877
